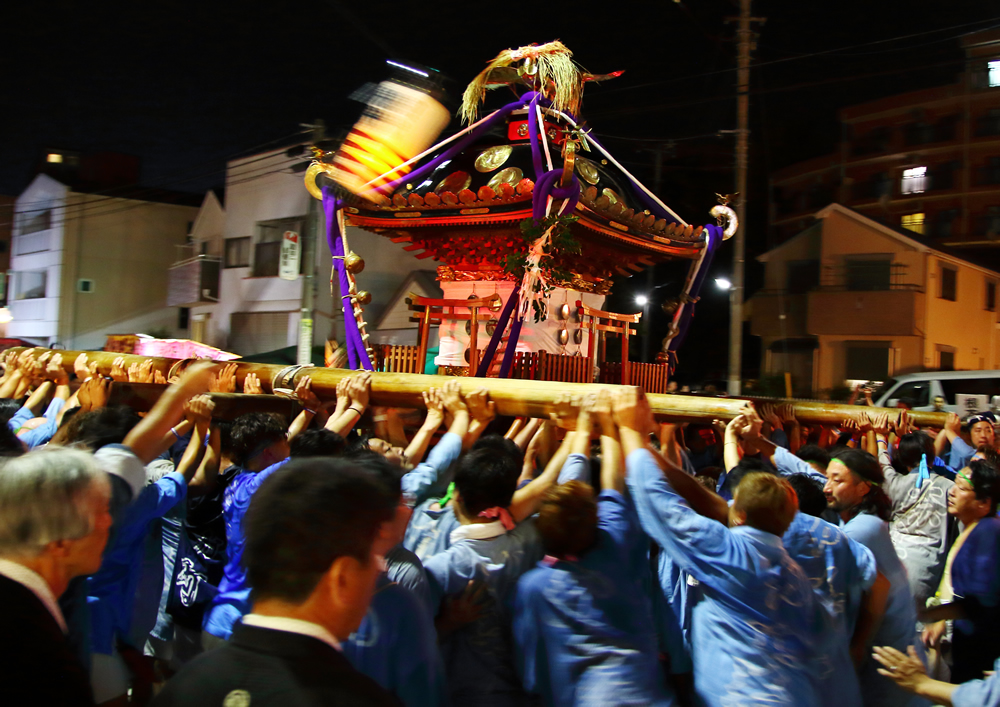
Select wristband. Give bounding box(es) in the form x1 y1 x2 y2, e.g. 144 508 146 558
170 427 181 441
348 405 364 415
304 408 317 415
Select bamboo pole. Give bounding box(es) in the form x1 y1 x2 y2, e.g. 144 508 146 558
7 348 948 427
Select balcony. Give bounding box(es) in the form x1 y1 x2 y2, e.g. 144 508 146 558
749 292 809 338
807 288 924 336
167 255 220 307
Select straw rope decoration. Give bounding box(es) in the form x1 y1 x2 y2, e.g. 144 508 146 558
460 41 582 124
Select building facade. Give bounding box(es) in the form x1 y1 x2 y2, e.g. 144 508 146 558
171 147 428 356
8 173 198 348
770 29 1000 249
750 204 1000 397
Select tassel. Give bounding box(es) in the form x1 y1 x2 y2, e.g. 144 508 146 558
461 40 583 124
916 453 930 490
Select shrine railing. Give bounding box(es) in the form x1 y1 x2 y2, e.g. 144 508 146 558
600 361 669 393
372 344 423 374
507 350 593 384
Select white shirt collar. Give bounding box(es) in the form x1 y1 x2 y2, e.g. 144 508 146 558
0 558 67 633
241 614 341 651
449 519 508 545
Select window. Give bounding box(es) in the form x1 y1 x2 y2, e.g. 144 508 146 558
940 378 1000 404
846 259 891 291
901 213 925 235
224 237 250 268
77 279 94 293
20 209 51 235
990 60 1000 88
178 307 190 330
786 260 819 294
889 381 931 408
845 341 892 382
939 265 957 301
253 217 304 278
901 166 927 194
939 349 955 371
988 280 997 312
15 271 46 300
46 153 63 164
935 209 958 239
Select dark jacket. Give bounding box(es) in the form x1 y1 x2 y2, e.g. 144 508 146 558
0 574 94 706
152 623 399 707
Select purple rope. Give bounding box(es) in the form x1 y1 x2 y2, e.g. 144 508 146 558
474 283 520 378
323 187 373 371
667 224 722 356
497 316 524 379
369 92 543 199
583 132 680 225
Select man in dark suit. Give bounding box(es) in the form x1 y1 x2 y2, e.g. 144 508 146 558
0 448 114 707
153 458 400 706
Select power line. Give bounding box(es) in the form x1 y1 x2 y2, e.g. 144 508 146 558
596 15 1000 97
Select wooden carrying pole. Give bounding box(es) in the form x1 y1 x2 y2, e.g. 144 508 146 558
10 348 948 427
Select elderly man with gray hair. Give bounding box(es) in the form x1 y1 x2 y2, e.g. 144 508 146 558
0 447 113 706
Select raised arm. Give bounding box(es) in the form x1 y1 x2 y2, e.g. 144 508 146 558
593 390 624 494
286 376 320 442
403 388 445 466
615 387 745 583
399 380 468 504
512 416 542 452
463 388 496 450
123 360 217 464
326 372 371 437
509 395 579 522
175 395 213 485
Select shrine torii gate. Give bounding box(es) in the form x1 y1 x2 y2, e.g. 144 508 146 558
577 301 641 386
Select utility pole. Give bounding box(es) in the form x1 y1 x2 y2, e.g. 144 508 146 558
298 119 325 366
726 1 764 396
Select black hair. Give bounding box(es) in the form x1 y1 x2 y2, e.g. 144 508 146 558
244 459 395 603
786 473 827 517
892 432 934 474
290 429 346 459
214 419 234 457
0 423 23 457
720 456 773 499
72 405 141 450
795 444 831 471
967 459 1000 514
0 398 22 426
346 452 403 499
231 413 288 468
832 448 891 522
453 446 521 516
471 434 523 468
346 432 377 458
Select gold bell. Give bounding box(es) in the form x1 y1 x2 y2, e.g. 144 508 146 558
344 252 365 274
355 290 372 305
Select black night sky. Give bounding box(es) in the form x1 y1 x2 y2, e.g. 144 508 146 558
2 0 998 383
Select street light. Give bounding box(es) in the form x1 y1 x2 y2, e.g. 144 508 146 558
715 277 732 290
635 294 649 306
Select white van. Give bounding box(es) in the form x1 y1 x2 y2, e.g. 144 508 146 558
873 370 1000 415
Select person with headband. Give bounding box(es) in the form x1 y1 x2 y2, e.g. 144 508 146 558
824 448 929 706
921 459 1000 684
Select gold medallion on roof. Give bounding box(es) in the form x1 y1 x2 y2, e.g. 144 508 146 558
487 167 523 191
575 157 600 185
435 171 471 194
474 145 513 173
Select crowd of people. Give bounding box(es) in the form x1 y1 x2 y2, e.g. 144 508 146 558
2 347 1000 706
